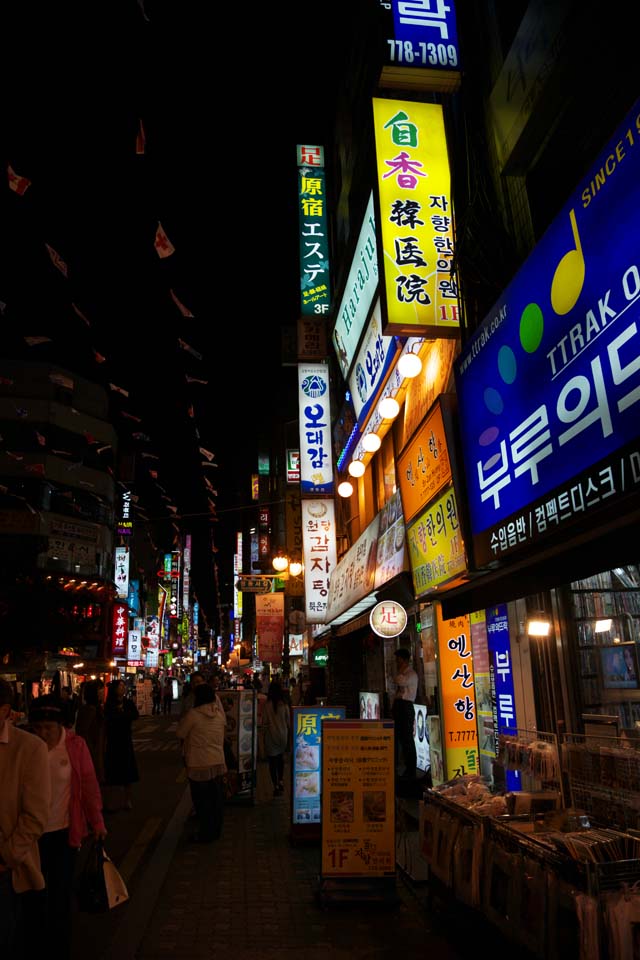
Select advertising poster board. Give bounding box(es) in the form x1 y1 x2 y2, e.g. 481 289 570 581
358 692 381 720
320 720 395 880
291 705 345 838
413 704 430 772
219 689 256 802
435 605 480 780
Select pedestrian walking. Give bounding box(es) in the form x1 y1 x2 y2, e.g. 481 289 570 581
179 672 207 719
176 684 226 843
103 679 140 812
0 679 51 954
152 676 162 715
26 693 107 955
263 680 290 797
162 676 174 716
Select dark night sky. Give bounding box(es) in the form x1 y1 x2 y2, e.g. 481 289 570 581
0 0 355 625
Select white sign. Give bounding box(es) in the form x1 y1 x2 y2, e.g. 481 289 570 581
332 192 378 380
369 600 408 638
114 546 130 600
348 299 397 422
298 363 334 496
301 499 337 623
325 514 380 622
127 630 142 662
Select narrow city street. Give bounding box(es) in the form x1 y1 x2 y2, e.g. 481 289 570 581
69 708 530 960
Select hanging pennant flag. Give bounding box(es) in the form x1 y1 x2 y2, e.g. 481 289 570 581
25 463 45 475
121 411 142 422
199 447 215 461
35 431 46 447
136 118 146 155
201 461 219 468
157 484 167 493
51 449 73 457
44 243 68 277
185 375 208 385
207 498 217 511
49 372 74 389
141 452 159 460
108 383 129 398
170 289 194 318
71 303 91 326
132 432 151 441
187 404 195 419
96 444 112 454
93 350 107 364
194 427 200 440
177 338 203 360
7 164 31 195
154 222 175 259
160 495 172 502
6 451 24 461
25 337 52 347
166 505 178 514
79 480 95 488
203 476 216 493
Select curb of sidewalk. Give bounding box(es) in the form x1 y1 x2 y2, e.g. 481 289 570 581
109 783 192 960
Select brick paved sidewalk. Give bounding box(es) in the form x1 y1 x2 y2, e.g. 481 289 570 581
132 758 469 960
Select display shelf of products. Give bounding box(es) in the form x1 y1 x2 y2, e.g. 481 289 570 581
562 732 640 832
565 566 640 720
419 778 640 958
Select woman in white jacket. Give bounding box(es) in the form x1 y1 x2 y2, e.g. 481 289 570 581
176 684 226 843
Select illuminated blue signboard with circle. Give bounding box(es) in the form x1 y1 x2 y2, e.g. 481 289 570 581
455 98 640 568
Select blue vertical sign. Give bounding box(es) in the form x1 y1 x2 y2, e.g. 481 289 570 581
291 705 346 829
486 604 520 791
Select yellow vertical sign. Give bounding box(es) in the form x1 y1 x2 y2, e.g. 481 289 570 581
435 604 479 779
321 720 395 878
373 97 460 337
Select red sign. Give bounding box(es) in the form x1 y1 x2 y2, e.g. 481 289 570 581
112 602 128 656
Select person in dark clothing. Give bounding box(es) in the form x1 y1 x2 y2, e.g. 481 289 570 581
162 676 174 716
103 679 139 811
152 677 162 715
74 679 106 785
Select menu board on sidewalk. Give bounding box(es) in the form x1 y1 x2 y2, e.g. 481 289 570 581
320 720 395 879
219 689 256 801
291 705 345 834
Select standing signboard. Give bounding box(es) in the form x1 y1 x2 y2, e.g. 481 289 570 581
320 720 395 898
291 704 345 840
219 689 256 803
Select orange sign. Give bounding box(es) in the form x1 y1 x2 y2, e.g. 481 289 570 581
398 398 452 523
435 604 479 780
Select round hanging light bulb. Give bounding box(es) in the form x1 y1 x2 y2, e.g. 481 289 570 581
338 480 354 498
288 560 303 577
348 459 365 478
397 351 423 379
362 432 382 453
379 395 400 420
272 553 289 572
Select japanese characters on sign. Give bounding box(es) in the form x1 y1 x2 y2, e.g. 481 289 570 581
301 499 337 624
372 97 460 336
332 192 379 381
321 720 396 879
297 144 331 318
114 546 130 600
112 602 128 656
455 98 640 568
406 484 467 596
298 363 335 495
291 705 346 828
369 600 407 638
435 605 479 780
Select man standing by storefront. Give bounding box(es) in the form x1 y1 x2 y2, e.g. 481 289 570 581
392 647 418 780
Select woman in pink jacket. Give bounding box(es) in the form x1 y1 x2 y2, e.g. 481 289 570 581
27 694 107 954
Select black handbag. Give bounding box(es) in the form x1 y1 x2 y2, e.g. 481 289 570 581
75 838 129 912
76 838 109 913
